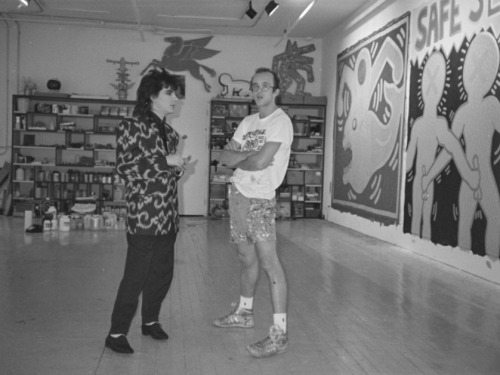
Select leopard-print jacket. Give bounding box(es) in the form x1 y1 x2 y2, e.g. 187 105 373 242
116 111 181 235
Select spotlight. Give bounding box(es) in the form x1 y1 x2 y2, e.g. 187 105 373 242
18 0 30 7
265 0 279 16
245 1 257 19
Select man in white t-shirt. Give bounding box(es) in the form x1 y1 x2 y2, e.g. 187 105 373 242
213 67 293 358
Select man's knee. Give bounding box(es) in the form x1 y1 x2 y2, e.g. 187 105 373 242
236 244 257 265
258 251 281 275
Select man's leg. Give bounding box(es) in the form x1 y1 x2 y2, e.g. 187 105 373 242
213 242 258 328
214 186 261 328
247 239 289 358
247 196 287 318
236 242 260 299
255 240 287 314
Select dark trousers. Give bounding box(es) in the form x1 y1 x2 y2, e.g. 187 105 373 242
110 231 176 335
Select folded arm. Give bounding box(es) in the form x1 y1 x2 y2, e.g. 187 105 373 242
219 139 281 171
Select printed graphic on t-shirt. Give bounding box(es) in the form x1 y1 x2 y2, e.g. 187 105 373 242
242 129 266 151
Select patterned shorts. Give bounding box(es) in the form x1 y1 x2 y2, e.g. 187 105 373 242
228 185 276 244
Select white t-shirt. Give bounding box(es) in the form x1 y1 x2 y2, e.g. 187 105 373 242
230 108 293 199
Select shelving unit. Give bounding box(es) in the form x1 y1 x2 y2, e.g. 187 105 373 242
9 94 134 217
278 97 326 219
207 96 326 219
208 98 253 217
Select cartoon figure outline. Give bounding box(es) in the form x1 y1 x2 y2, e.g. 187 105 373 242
272 40 315 96
422 32 499 258
406 51 479 239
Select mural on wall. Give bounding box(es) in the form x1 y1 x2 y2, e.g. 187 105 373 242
271 40 315 96
141 36 220 92
332 13 410 224
106 57 139 100
217 73 251 98
404 0 500 259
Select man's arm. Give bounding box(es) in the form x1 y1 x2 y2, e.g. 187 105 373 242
219 149 255 168
422 118 478 192
218 139 251 167
235 142 280 171
219 140 281 171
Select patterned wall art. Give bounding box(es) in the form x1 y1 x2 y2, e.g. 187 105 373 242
272 40 315 97
141 36 220 92
332 13 410 224
404 30 500 258
218 73 251 98
106 57 139 100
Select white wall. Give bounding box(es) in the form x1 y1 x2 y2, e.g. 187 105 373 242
0 22 322 215
321 0 500 284
0 22 18 165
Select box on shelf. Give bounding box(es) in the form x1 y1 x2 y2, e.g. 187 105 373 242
278 186 291 199
305 203 321 217
291 186 305 201
211 104 228 117
292 202 304 217
210 184 227 200
280 95 304 105
303 96 327 105
305 186 321 201
287 171 304 185
305 171 322 184
228 103 249 117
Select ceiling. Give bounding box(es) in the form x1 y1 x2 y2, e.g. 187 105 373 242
0 0 374 40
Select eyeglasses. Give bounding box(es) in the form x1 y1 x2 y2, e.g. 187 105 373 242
251 83 275 93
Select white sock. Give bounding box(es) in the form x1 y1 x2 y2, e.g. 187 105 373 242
110 334 125 338
238 296 253 311
145 321 158 326
273 313 287 333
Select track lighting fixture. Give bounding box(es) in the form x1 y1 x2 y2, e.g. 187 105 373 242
265 0 279 16
18 0 30 7
245 0 257 19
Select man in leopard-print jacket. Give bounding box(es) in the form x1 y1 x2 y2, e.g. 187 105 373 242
105 69 189 354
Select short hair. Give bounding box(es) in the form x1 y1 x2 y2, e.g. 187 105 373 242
252 67 281 92
133 69 180 117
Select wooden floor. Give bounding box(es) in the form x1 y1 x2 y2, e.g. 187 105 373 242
1 216 500 375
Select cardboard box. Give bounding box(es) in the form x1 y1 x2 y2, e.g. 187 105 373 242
303 96 327 105
305 171 322 184
280 95 304 105
287 171 304 185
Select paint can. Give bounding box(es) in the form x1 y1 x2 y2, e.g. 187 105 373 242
83 214 93 230
91 215 102 231
59 215 71 232
24 210 33 230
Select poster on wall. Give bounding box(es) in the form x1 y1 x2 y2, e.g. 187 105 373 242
332 13 410 224
404 0 500 259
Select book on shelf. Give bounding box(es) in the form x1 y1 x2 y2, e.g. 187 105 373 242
70 94 111 100
34 92 71 98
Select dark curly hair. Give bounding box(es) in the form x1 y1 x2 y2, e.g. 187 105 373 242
133 69 180 117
